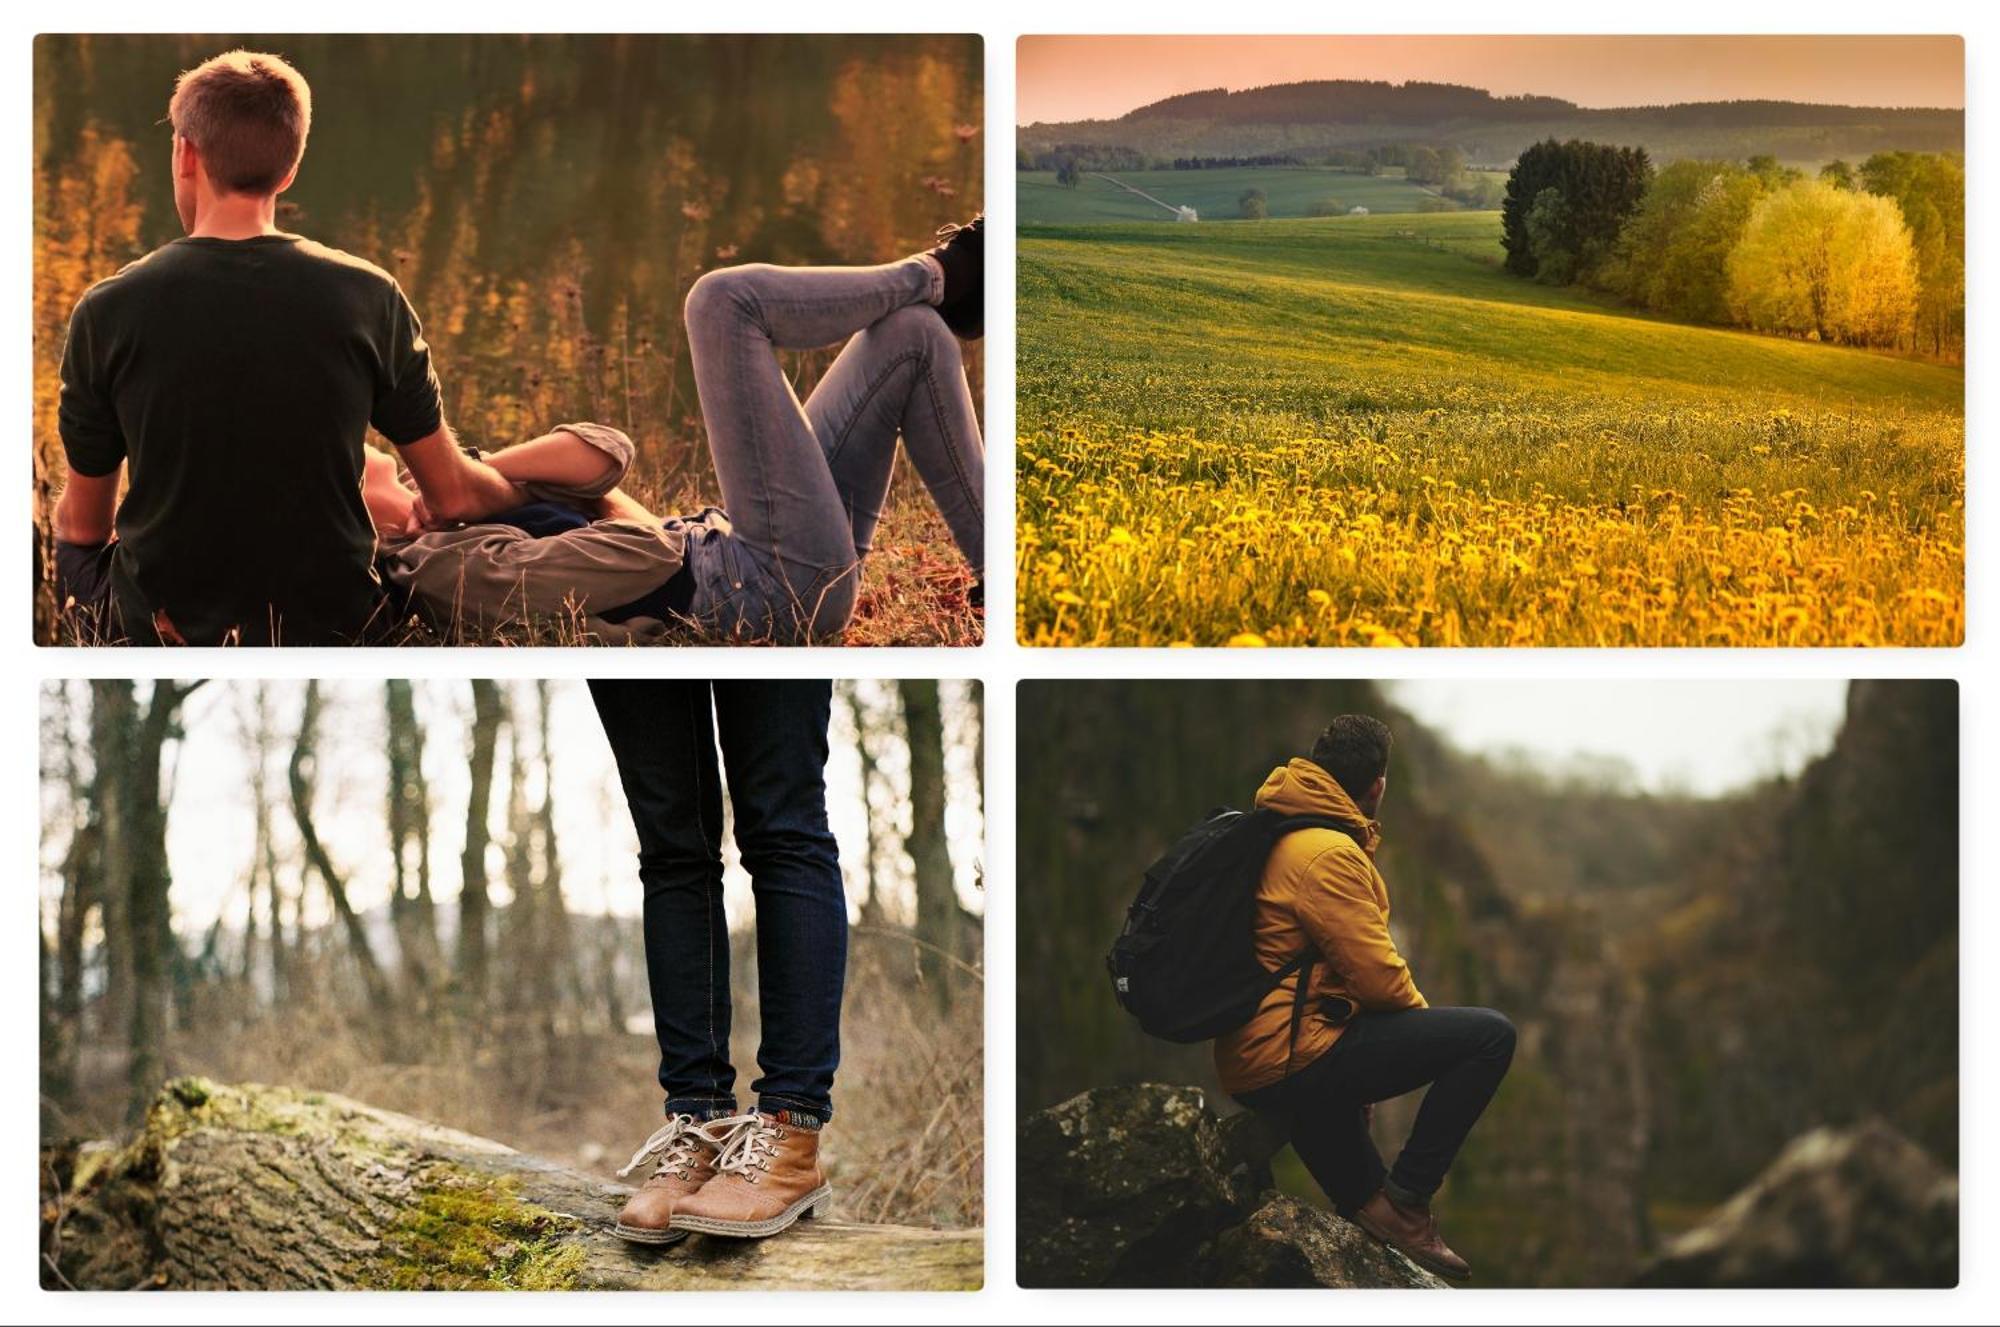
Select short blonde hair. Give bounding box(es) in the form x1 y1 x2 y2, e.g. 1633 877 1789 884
167 50 311 195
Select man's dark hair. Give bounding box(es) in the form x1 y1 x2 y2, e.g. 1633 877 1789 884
1309 714 1393 801
168 50 312 195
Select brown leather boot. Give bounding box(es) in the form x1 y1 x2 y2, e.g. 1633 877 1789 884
611 1114 721 1245
666 1112 832 1238
1350 1188 1472 1281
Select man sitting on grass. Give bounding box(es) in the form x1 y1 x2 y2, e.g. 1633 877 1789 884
52 49 523 645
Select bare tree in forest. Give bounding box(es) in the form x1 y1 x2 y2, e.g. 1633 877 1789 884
533 681 581 1010
231 684 284 999
88 681 137 1052
457 680 505 1000
900 679 959 1011
499 684 575 1038
249 685 287 1001
123 680 203 1125
289 681 392 1015
45 683 96 1123
385 680 440 998
843 683 892 927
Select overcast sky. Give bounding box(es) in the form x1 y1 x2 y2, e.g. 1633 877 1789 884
1018 35 1963 124
41 680 984 934
1386 679 1848 797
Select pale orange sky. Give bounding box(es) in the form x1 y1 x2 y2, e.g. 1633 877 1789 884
1017 35 1963 124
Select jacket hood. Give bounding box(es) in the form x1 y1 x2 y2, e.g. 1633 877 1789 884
1253 758 1382 852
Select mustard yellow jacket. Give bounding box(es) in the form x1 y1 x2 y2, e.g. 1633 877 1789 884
1213 758 1427 1095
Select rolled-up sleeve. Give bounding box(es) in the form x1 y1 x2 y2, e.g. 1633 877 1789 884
372 281 444 446
57 294 126 477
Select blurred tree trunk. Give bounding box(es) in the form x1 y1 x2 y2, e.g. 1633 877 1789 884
900 680 957 1011
45 684 95 1124
125 680 201 1126
48 823 95 1120
247 684 286 1003
457 680 505 1000
88 681 137 1049
384 680 440 999
843 683 890 927
533 681 578 1010
289 681 392 1014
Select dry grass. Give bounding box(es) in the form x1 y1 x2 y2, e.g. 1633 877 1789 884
33 99 984 649
47 930 982 1232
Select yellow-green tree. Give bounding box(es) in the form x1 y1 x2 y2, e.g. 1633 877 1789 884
1612 159 1765 323
1727 179 1917 348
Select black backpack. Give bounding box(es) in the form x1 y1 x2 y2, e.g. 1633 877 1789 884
1107 806 1369 1046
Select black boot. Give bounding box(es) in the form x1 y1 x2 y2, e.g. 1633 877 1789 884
925 214 983 340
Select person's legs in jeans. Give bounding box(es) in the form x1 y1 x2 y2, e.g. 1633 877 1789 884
1273 1006 1516 1212
710 680 848 1124
681 259 948 638
802 305 984 582
588 680 738 1121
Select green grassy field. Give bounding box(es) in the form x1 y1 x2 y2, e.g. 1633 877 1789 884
1016 167 1475 224
1017 212 1963 647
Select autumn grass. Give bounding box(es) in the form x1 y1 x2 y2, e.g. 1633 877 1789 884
1017 213 1963 646
36 483 980 648
33 115 983 649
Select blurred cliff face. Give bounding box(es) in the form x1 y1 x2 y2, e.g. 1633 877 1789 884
1016 679 1956 1287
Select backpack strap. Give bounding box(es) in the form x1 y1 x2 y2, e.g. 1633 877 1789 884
1265 813 1370 1081
1283 953 1317 1081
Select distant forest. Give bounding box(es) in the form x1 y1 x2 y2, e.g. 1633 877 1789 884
1018 78 1963 166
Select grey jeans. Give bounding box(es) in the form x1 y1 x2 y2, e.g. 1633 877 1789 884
682 258 984 642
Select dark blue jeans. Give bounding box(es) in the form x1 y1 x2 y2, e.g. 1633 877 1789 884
1239 1006 1516 1215
590 680 848 1125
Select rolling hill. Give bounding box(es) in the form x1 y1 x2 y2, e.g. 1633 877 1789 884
1019 79 1963 167
1015 212 1963 647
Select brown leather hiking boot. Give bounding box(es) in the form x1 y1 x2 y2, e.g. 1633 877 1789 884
1350 1188 1473 1281
611 1114 721 1245
666 1112 832 1238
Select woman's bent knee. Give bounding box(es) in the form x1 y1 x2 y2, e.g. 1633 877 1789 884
684 263 773 330
869 303 960 367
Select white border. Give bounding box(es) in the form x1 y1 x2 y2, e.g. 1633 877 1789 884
8 2 1991 1323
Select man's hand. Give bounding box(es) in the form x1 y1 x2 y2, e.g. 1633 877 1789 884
396 425 523 526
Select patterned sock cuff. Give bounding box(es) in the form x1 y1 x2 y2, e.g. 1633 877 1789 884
667 1098 740 1122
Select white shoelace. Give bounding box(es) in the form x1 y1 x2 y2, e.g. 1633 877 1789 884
616 1113 713 1181
703 1112 783 1177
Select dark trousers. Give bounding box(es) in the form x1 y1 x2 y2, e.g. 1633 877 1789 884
590 680 848 1124
1239 1006 1516 1214
51 539 128 642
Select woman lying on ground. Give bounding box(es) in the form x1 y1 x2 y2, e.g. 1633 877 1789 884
370 218 985 643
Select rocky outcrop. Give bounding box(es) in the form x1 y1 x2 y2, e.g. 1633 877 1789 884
1635 1120 1957 1288
42 1079 982 1292
1017 1083 1444 1288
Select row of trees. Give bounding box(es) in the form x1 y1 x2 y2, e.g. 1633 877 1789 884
1503 138 1963 354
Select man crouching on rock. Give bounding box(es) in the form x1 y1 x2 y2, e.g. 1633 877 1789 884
1221 715 1515 1281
